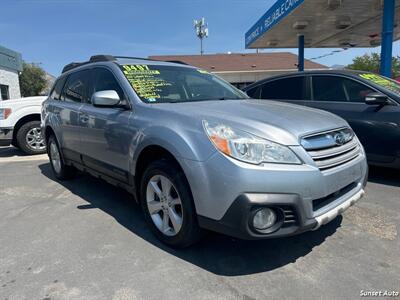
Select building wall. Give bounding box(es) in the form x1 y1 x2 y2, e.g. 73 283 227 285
0 66 21 100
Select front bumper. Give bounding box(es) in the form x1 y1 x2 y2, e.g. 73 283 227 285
180 144 368 240
313 188 364 230
198 186 365 240
0 127 13 146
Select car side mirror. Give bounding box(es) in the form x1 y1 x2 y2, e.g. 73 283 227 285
92 90 121 107
365 93 388 105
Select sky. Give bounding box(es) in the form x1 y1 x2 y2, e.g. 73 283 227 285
1 0 399 76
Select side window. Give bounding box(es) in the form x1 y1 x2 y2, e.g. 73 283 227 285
260 77 306 100
0 84 10 100
342 78 374 103
61 70 89 103
49 77 67 100
245 86 261 98
312 76 347 101
91 68 125 102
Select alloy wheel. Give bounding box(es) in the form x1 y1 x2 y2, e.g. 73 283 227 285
25 127 45 151
146 175 183 236
49 141 62 174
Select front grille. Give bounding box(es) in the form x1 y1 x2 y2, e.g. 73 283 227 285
301 128 361 170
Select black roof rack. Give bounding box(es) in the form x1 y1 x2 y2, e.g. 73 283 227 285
113 56 160 62
164 60 189 65
61 62 86 74
89 55 115 62
61 54 116 73
61 55 190 74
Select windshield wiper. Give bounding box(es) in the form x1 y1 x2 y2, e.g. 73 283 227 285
217 97 248 100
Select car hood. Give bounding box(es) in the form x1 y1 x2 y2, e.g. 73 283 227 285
154 99 349 145
0 96 47 108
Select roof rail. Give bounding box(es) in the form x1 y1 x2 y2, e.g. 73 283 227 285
164 60 189 65
61 62 85 74
89 55 115 62
113 56 159 62
61 55 189 74
62 54 116 73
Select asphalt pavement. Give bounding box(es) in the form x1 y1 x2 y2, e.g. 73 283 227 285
0 146 399 300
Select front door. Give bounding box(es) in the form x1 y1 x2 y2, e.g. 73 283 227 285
79 67 134 183
304 75 400 163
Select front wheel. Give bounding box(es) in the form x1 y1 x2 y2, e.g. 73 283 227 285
140 159 203 248
16 121 46 155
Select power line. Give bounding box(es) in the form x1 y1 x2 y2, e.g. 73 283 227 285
308 48 351 61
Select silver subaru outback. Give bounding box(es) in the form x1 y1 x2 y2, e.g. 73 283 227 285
42 55 368 247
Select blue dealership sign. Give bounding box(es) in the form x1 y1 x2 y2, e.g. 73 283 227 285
245 0 305 48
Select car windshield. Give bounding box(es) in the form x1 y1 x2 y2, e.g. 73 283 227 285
359 73 400 96
120 64 248 103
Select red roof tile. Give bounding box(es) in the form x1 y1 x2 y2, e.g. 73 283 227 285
149 52 327 72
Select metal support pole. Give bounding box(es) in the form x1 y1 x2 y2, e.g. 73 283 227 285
380 0 395 77
298 35 305 72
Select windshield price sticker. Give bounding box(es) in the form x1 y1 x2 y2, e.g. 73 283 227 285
122 65 171 100
359 73 400 94
122 64 160 75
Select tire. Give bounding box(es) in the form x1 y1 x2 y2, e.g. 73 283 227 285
16 121 46 155
11 141 19 149
140 159 203 248
47 135 76 180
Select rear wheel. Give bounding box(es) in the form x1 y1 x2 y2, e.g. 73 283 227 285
47 135 75 180
140 159 203 248
16 121 46 155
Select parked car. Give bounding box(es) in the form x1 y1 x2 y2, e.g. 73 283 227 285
0 96 47 154
42 55 367 247
244 70 400 169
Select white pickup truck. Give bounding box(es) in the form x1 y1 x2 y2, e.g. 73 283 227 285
0 96 47 154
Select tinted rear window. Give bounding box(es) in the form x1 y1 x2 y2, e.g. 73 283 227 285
245 86 261 98
260 77 306 100
312 76 347 101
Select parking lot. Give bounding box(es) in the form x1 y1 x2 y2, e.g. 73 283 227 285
0 146 399 300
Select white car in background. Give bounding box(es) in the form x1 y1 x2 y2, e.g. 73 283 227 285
0 96 47 154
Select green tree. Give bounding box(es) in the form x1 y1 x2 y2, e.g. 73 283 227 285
346 53 400 78
19 62 47 97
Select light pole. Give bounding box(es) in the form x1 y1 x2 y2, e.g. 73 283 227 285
194 17 209 55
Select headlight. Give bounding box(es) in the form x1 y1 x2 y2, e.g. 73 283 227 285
203 120 301 165
0 108 12 120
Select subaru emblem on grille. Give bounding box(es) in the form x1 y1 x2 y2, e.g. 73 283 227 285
334 133 346 146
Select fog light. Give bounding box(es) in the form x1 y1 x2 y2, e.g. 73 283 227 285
252 208 277 230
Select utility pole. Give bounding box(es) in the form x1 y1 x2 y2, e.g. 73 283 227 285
194 17 209 55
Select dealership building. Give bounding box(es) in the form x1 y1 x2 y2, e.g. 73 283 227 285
150 52 327 89
0 45 22 100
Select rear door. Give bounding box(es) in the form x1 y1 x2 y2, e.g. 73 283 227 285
57 70 90 160
257 76 309 106
305 75 400 163
78 67 134 183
